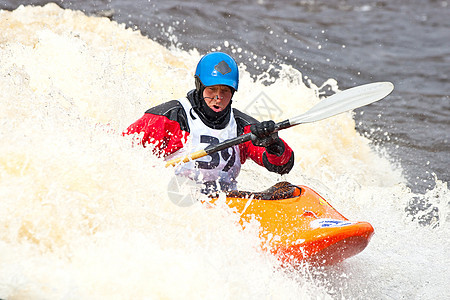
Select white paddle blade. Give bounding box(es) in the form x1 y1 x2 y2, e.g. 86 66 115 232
289 82 394 125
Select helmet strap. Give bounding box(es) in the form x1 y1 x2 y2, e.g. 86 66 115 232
195 76 205 95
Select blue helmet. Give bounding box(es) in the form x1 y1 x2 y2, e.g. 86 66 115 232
195 52 239 91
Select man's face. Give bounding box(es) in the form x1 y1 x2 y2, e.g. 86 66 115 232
203 85 232 113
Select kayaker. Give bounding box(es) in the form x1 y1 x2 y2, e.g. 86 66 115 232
124 52 294 193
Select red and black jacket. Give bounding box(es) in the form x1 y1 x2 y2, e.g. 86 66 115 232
125 93 294 175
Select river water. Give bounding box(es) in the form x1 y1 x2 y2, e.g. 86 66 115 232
0 1 449 299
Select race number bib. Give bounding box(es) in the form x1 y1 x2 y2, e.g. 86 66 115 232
169 98 241 189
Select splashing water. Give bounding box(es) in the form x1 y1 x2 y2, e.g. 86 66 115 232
0 4 448 299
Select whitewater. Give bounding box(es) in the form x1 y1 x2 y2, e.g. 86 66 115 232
0 4 449 299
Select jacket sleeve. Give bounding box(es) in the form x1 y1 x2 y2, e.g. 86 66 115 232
238 124 294 175
123 103 189 157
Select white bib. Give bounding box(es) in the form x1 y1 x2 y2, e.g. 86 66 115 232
166 97 241 190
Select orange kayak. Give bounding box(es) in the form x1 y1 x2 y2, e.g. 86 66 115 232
215 182 374 266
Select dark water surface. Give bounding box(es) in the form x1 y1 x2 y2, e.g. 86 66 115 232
2 0 449 193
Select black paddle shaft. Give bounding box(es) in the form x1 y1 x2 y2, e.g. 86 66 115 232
204 119 292 155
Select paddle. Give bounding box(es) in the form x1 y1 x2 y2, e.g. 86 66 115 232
165 81 394 167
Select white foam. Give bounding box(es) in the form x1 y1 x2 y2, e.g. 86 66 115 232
0 3 448 299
